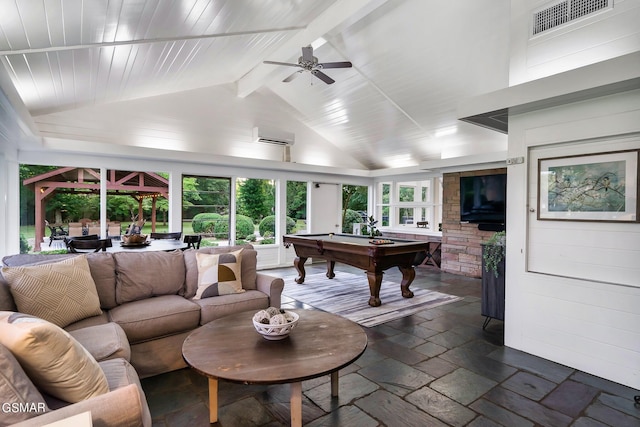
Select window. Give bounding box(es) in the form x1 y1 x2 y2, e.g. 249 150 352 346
376 177 442 231
287 181 308 234
20 164 171 253
236 178 275 244
342 184 368 234
182 175 231 245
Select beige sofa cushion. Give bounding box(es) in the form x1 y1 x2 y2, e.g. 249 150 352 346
69 323 131 362
183 246 257 298
194 249 244 299
64 312 110 332
113 251 186 304
98 358 152 426
1 255 102 328
0 312 109 403
0 343 49 424
197 290 269 324
108 295 200 344
85 253 118 309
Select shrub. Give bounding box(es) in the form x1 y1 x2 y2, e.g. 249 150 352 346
258 215 296 237
214 215 255 240
200 239 218 247
38 249 67 255
19 234 31 254
342 209 364 233
192 213 222 233
260 238 275 245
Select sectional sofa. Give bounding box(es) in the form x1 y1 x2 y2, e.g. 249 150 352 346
0 245 284 426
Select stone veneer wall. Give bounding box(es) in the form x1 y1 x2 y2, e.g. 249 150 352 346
441 168 506 278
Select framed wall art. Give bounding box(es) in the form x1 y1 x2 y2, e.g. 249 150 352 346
538 150 639 222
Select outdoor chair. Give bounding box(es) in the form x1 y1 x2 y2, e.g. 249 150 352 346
64 234 99 242
87 222 101 236
45 220 68 246
67 222 84 237
107 222 122 239
150 232 182 240
183 234 202 249
64 234 99 250
66 238 112 253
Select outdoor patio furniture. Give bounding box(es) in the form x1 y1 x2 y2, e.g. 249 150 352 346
64 235 99 251
67 222 84 237
67 238 112 253
87 222 101 236
108 222 122 239
183 235 202 249
150 232 182 240
45 220 68 246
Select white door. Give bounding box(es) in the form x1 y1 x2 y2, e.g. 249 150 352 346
309 183 341 234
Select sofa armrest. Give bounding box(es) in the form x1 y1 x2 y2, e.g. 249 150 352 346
12 384 149 427
256 272 284 308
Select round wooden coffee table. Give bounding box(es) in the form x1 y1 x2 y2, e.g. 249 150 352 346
182 309 367 426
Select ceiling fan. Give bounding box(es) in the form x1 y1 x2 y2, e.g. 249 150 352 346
263 45 352 85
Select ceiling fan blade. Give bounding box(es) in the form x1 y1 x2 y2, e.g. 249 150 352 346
318 61 352 69
282 71 302 82
263 60 301 68
312 70 335 85
301 45 314 62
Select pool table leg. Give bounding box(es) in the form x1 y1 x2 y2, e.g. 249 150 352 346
326 260 335 279
366 271 383 307
399 266 416 298
293 256 307 284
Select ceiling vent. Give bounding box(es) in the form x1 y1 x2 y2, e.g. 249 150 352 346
252 127 295 146
532 0 611 36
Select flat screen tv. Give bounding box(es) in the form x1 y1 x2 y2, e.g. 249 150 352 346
460 174 506 225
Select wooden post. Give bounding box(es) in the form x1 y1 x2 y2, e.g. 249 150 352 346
151 196 157 232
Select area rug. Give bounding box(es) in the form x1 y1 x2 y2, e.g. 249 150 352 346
282 271 462 327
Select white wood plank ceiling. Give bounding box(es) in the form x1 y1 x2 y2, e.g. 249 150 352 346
0 0 509 170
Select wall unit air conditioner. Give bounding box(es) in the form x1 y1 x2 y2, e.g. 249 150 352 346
252 127 295 146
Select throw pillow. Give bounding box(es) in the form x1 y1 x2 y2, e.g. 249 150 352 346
0 343 49 424
0 311 109 403
1 255 102 328
195 249 244 299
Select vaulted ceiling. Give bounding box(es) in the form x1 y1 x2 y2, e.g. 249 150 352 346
0 0 510 171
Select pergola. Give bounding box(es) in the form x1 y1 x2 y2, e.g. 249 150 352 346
24 167 169 251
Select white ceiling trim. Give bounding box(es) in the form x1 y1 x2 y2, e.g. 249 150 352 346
0 27 306 56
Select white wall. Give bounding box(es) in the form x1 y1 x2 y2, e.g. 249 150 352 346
0 84 31 256
505 89 640 389
510 0 640 85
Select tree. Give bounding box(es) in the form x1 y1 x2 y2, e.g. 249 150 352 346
286 181 307 219
341 185 367 224
237 178 274 222
107 195 138 222
20 164 58 225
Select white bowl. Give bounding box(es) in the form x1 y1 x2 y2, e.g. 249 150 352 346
252 311 299 340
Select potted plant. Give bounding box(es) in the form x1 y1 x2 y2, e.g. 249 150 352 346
483 231 505 278
366 216 382 237
481 230 506 328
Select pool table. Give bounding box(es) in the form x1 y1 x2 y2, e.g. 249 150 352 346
283 233 429 307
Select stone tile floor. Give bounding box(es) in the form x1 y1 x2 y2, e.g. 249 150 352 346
142 264 640 426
